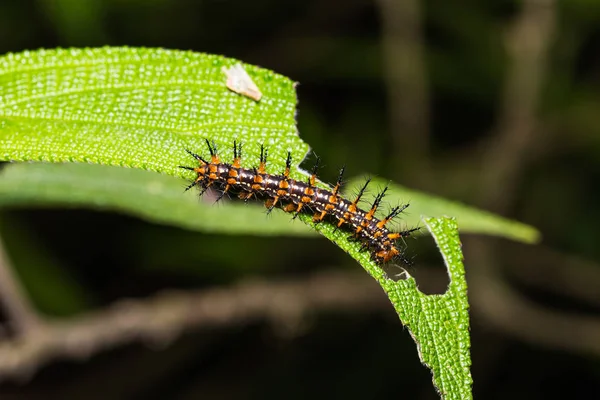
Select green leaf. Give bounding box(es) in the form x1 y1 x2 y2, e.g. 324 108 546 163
306 215 472 398
0 47 308 179
0 46 538 240
386 217 472 399
0 162 312 236
0 47 540 398
345 177 540 244
0 162 538 246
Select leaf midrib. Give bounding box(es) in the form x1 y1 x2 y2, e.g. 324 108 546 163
0 114 292 134
1 81 234 108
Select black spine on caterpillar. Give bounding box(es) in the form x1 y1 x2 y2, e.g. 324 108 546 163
181 140 418 265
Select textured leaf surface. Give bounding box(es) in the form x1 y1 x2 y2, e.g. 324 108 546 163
385 217 472 400
307 216 472 399
0 47 539 240
0 47 307 177
0 47 535 399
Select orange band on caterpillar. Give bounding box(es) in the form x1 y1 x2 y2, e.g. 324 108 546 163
180 140 418 265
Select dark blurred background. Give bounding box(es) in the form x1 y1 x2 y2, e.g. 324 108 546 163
1 0 600 398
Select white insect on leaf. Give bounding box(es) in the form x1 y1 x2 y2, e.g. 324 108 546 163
222 64 263 101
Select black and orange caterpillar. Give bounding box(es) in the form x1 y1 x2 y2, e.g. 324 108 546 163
180 140 418 265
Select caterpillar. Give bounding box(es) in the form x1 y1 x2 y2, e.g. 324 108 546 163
180 140 418 265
